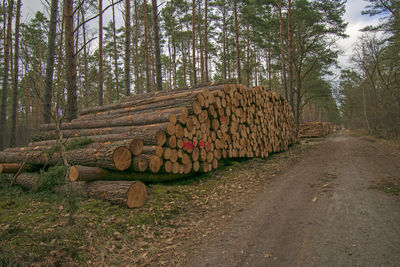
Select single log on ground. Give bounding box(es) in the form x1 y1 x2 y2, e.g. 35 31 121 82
4 173 147 208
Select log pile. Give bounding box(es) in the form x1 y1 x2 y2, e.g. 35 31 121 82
0 83 298 208
299 121 333 138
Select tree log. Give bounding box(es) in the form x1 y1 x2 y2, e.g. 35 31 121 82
0 163 21 173
0 143 132 171
39 107 186 131
4 173 147 208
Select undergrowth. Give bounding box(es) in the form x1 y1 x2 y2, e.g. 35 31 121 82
35 165 67 192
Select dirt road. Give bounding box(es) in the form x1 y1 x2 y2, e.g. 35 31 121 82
187 131 400 266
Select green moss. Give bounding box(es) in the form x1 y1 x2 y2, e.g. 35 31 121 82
65 137 93 151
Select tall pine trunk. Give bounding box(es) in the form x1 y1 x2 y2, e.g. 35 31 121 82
0 0 13 150
10 0 21 147
124 0 131 96
204 0 209 82
152 0 162 91
198 6 204 84
43 0 59 124
144 0 151 93
81 8 89 107
278 0 288 99
287 0 294 111
64 0 78 121
222 0 227 80
98 0 104 105
233 0 241 83
191 0 196 85
112 0 120 99
134 0 140 94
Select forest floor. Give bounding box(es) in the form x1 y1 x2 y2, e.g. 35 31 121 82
1 130 400 266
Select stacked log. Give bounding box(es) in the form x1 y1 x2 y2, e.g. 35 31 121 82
0 83 298 208
299 121 334 138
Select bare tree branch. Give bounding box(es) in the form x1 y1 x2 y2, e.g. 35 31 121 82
73 0 123 34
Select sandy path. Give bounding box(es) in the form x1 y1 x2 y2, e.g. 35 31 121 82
187 131 400 266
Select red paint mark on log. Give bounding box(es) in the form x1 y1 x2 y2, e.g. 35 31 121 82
199 140 205 148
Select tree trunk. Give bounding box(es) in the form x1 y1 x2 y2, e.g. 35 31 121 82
182 40 187 87
233 0 241 83
112 0 120 99
287 0 294 111
204 0 209 83
98 0 104 105
124 0 131 96
43 0 58 124
192 0 197 85
64 0 78 121
267 46 272 91
152 0 162 91
56 7 65 114
245 25 250 87
198 4 204 84
0 0 13 150
172 32 176 88
222 0 227 80
144 0 151 93
81 8 89 107
133 0 140 94
10 0 21 147
278 0 288 99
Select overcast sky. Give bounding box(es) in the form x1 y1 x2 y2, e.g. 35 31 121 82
21 0 382 69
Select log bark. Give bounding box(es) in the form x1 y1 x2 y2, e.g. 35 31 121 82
69 165 187 183
4 173 147 208
79 85 226 116
33 122 170 143
39 107 186 131
0 163 21 173
0 142 132 171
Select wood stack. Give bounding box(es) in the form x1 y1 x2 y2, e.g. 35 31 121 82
299 121 333 138
0 83 298 208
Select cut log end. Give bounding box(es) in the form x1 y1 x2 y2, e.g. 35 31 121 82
112 147 132 171
126 181 147 208
156 130 167 146
69 166 79 182
149 156 163 173
128 138 143 156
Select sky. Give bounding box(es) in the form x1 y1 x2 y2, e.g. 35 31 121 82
336 0 382 68
21 0 382 70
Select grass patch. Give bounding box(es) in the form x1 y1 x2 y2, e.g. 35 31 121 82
371 175 400 196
